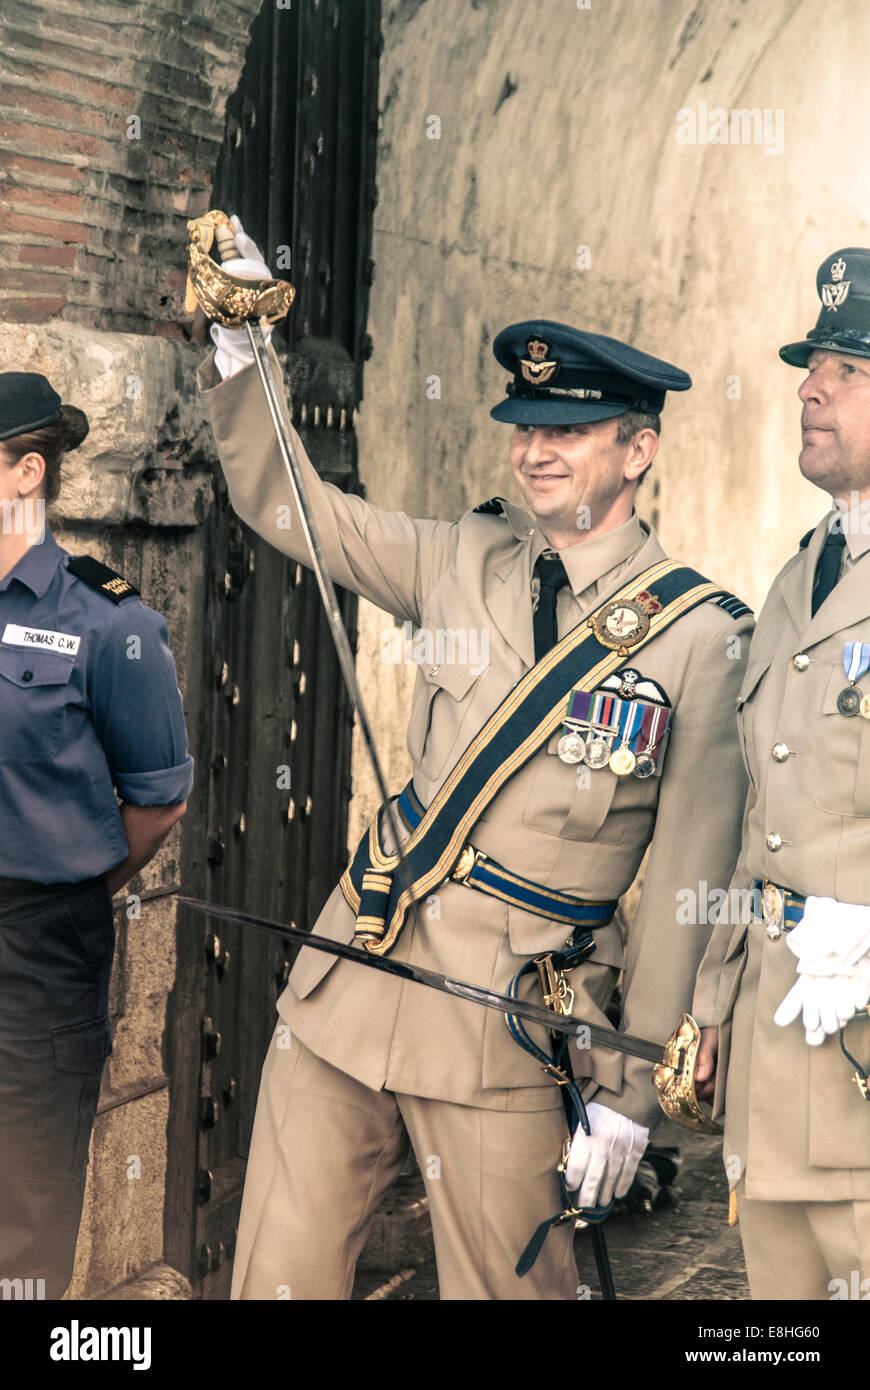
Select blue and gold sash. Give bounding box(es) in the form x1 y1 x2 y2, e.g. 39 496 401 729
341 559 734 955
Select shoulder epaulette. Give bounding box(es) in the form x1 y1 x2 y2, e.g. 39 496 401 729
799 528 815 549
473 497 506 515
67 554 140 605
714 592 753 620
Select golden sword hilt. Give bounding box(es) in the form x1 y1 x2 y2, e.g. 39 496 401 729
184 209 295 328
652 1013 722 1134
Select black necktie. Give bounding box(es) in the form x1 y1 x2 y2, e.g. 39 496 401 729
533 552 570 661
811 528 847 617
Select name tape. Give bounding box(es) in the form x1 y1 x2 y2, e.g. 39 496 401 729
2 623 81 656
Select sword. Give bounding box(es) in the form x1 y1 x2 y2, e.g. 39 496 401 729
179 894 660 1062
178 894 719 1132
185 210 414 910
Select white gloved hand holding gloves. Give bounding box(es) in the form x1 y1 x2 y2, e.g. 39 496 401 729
774 896 870 1045
564 1101 649 1208
210 215 273 380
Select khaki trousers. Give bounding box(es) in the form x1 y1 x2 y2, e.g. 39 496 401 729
738 1196 870 1300
231 1031 579 1300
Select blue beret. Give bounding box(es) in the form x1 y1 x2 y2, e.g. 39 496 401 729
0 372 62 442
490 320 692 424
780 248 870 367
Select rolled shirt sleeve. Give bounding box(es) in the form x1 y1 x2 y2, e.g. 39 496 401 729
87 601 194 806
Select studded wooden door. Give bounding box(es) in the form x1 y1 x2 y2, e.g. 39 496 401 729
164 0 381 1298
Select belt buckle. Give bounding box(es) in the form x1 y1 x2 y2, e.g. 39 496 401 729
761 880 784 940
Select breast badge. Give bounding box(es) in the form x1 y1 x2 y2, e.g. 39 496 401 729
589 589 662 656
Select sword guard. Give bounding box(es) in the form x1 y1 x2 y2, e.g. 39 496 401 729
652 1012 722 1134
185 209 295 328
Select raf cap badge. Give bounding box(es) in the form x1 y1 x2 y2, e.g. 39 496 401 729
588 589 662 657
520 338 559 385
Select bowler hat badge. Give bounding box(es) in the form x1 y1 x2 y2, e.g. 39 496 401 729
520 338 559 385
589 589 662 656
821 257 851 312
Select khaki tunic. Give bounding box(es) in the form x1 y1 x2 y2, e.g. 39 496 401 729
694 514 870 1200
199 348 752 1130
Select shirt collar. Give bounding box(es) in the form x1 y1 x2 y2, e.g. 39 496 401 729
532 511 646 595
844 524 870 563
0 528 63 597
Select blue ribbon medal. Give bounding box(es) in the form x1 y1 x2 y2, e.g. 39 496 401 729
837 641 870 718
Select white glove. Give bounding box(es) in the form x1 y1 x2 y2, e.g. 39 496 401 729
774 896 870 1045
564 1101 649 1208
210 215 273 380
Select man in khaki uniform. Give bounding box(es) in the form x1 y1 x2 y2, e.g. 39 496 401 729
197 221 752 1300
694 248 870 1300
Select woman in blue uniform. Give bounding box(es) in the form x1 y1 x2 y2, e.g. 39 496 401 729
0 372 194 1299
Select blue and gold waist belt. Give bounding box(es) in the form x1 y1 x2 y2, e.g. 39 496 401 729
395 780 617 928
341 559 738 956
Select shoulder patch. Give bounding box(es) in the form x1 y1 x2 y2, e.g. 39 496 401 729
67 554 140 605
799 528 815 549
714 592 753 620
473 497 506 515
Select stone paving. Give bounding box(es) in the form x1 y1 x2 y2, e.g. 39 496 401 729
352 1120 750 1301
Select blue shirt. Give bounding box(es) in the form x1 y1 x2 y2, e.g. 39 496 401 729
0 530 194 883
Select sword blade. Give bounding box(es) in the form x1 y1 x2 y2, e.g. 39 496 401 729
243 320 414 902
176 895 664 1066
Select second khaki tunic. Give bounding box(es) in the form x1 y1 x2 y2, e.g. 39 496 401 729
694 515 870 1200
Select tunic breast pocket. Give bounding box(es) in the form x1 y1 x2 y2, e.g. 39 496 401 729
407 659 486 781
813 664 870 816
0 645 76 761
521 730 629 843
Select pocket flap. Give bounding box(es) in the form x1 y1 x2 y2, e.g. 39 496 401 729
418 658 484 701
0 645 75 688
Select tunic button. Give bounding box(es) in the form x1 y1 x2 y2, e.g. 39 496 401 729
771 743 791 762
766 832 783 851
430 666 439 676
21 670 33 682
793 653 810 672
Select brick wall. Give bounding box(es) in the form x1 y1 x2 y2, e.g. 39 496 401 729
0 0 261 334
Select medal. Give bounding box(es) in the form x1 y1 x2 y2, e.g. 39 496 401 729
632 702 670 779
609 746 637 776
557 730 586 764
608 700 644 776
584 736 612 768
582 692 620 769
838 641 870 717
